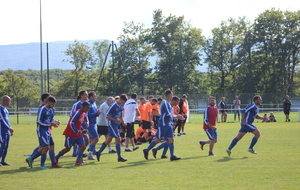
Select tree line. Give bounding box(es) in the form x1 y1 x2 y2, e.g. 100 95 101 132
0 8 299 107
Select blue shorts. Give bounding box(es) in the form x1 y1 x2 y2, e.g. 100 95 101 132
204 129 217 140
156 126 173 140
88 126 98 139
239 123 257 133
38 130 51 147
64 136 84 148
108 124 120 138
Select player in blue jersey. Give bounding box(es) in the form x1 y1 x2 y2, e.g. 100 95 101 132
226 95 267 156
143 90 184 161
96 94 128 162
0 96 14 166
70 90 89 157
87 92 102 160
26 96 60 169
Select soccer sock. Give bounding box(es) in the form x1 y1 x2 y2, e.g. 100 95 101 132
116 144 121 159
40 154 47 166
108 146 113 151
155 142 167 151
31 147 39 156
161 143 168 157
249 137 258 149
228 137 239 150
48 150 56 164
31 151 41 160
73 145 79 155
169 143 174 157
98 143 107 153
76 151 83 162
145 141 157 152
0 146 8 163
55 151 64 159
89 144 95 154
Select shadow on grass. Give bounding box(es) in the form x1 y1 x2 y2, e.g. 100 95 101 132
215 156 248 162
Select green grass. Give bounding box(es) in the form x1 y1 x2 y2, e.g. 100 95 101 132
1 114 299 189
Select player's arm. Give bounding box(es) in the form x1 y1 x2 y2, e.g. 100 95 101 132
0 108 11 129
36 108 52 127
106 115 121 123
255 114 267 121
70 111 80 134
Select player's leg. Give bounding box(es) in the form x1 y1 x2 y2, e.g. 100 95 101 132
234 110 237 122
238 111 240 122
75 137 86 166
0 134 10 165
226 127 247 156
88 126 99 160
125 123 133 151
55 136 73 165
248 128 260 154
181 116 187 135
49 136 61 168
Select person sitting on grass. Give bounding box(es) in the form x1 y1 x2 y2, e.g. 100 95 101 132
268 112 277 122
262 114 269 123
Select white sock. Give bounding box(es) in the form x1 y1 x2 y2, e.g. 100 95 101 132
108 147 112 151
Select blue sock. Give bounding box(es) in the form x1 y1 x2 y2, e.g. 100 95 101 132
40 154 47 166
98 143 107 154
76 151 83 162
169 143 174 157
116 144 121 159
249 137 258 149
31 147 39 156
89 144 95 153
209 151 213 155
31 151 41 160
48 150 55 164
55 151 63 159
73 145 79 155
162 143 168 157
228 137 239 150
145 141 157 152
155 142 167 151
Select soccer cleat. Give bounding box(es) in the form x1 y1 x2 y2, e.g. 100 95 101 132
226 149 231 157
82 153 88 158
26 157 33 168
199 141 205 150
51 163 62 168
75 161 84 166
177 133 181 136
96 152 101 162
133 146 139 151
109 149 117 153
152 149 157 159
248 149 257 154
161 155 168 159
118 157 128 162
40 165 49 170
125 149 133 152
182 132 186 135
143 149 149 160
88 156 96 160
0 163 2 166
1 162 10 166
170 156 181 161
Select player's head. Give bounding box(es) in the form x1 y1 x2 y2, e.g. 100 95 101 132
115 96 120 101
285 95 289 100
46 96 57 108
171 96 179 106
253 95 262 105
209 96 216 106
2 95 11 107
78 90 88 101
164 90 173 101
140 97 146 104
106 97 115 106
88 91 97 102
148 95 154 102
151 98 158 105
41 93 50 104
117 94 128 105
157 97 163 105
182 94 187 101
81 102 90 113
131 93 138 100
270 112 274 116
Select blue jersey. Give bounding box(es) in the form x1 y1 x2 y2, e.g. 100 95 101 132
241 103 258 124
36 105 54 133
0 105 11 136
159 100 174 127
70 101 83 116
87 100 99 127
106 101 123 126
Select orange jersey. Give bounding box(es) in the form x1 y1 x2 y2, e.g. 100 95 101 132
173 105 179 115
138 103 151 121
152 104 160 116
181 102 188 116
135 126 144 139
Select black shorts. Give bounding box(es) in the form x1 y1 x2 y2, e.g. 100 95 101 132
97 125 108 136
153 116 159 129
126 123 135 138
118 124 126 132
284 110 290 115
142 120 151 130
49 135 54 146
177 116 187 126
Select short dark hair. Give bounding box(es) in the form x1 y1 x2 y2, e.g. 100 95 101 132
209 96 216 100
182 94 187 98
157 98 163 101
131 93 137 99
76 96 81 101
78 90 87 97
165 90 172 96
88 91 96 98
120 94 128 101
152 98 158 103
47 96 57 103
41 93 50 102
149 95 154 99
140 97 145 101
172 96 179 101
253 95 261 102
82 102 90 107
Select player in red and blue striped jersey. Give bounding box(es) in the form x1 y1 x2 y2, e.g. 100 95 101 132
55 102 90 166
226 95 266 156
199 96 218 156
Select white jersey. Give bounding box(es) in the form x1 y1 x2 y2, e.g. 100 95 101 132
123 98 138 123
97 102 109 126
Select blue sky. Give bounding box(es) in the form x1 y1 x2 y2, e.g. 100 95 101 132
0 0 299 45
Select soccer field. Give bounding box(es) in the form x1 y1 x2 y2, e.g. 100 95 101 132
0 114 299 189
